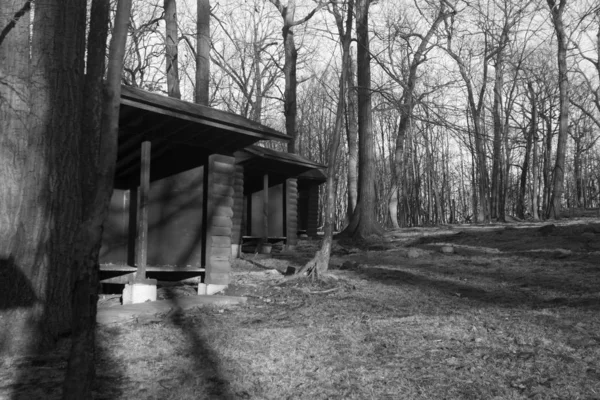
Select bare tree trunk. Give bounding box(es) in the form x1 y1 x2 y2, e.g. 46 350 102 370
63 0 130 397
295 0 353 277
491 44 505 221
268 0 321 153
517 84 537 219
530 129 539 220
0 0 88 355
283 2 298 153
0 0 35 354
341 0 384 238
346 49 359 220
547 0 569 219
388 2 448 228
195 0 210 105
574 137 583 207
540 109 552 216
165 0 181 99
445 26 490 223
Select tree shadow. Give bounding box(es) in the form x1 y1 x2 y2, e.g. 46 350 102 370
0 255 127 400
347 263 600 311
412 222 600 257
162 287 237 400
92 326 132 400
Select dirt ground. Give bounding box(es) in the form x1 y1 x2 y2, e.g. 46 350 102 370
2 218 600 399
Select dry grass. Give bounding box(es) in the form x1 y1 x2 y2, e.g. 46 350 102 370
2 220 600 399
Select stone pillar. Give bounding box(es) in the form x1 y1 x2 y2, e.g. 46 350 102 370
204 154 235 286
285 178 298 248
231 164 244 258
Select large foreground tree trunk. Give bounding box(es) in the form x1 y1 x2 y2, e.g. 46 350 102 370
0 0 87 355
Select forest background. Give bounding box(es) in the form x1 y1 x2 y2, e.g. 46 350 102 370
121 0 600 229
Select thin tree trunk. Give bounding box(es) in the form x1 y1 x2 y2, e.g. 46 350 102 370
547 0 569 219
195 0 210 105
165 0 181 99
295 0 352 277
63 0 130 397
531 123 541 221
281 0 299 153
346 49 359 220
491 48 505 221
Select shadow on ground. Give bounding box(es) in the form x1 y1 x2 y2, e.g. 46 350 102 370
343 262 600 311
165 287 235 400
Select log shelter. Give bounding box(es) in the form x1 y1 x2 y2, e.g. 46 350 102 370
100 86 288 286
232 146 326 254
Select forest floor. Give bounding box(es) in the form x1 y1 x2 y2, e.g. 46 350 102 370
2 218 600 399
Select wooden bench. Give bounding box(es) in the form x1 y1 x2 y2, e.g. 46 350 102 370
100 264 205 284
241 236 286 253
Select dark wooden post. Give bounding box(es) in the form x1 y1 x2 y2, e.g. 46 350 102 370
135 140 151 279
263 174 269 240
127 186 138 266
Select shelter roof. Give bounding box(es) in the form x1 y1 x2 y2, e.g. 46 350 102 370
235 145 326 193
114 86 289 189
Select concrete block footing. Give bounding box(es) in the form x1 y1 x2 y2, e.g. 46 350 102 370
231 244 240 258
123 281 157 305
198 283 227 295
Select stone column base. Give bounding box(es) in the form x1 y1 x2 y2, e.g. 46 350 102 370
123 280 157 304
231 244 240 259
198 283 227 295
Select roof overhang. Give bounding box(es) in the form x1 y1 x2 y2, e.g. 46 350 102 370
114 86 289 189
235 145 326 194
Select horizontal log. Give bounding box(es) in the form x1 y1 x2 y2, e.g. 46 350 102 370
209 205 234 218
212 161 236 173
207 259 231 271
208 226 232 236
209 184 234 197
209 255 231 263
208 247 233 257
207 216 233 228
208 236 231 247
205 272 230 285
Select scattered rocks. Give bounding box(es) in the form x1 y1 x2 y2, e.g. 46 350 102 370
584 224 600 234
538 224 556 236
339 261 360 270
440 245 455 254
581 232 596 242
407 248 425 258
